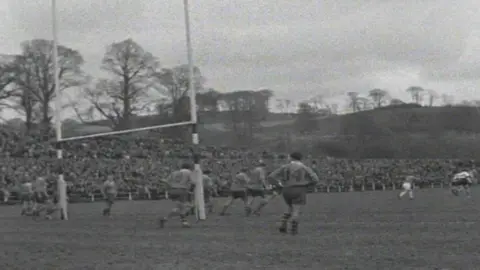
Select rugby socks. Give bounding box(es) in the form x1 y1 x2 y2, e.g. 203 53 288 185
290 220 299 235
279 213 291 233
245 205 252 216
180 214 190 228
219 205 228 216
253 201 268 216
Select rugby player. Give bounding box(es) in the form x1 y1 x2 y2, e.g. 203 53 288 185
19 179 34 216
451 169 476 197
102 174 117 216
398 175 415 200
219 168 250 216
203 170 218 214
245 161 269 216
159 163 196 228
268 152 319 235
1 178 10 203
32 176 58 220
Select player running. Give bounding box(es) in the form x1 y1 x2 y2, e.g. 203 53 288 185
102 175 117 216
219 168 250 216
245 161 269 216
451 169 476 197
159 163 196 228
268 152 319 235
398 175 415 200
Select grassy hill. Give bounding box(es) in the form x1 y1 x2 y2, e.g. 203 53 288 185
68 105 480 158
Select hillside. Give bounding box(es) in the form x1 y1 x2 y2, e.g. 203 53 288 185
66 105 480 158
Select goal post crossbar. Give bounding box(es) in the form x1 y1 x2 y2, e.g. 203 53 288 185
57 121 194 142
51 0 205 221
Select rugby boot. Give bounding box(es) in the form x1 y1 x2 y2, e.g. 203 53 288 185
278 213 291 233
102 208 111 216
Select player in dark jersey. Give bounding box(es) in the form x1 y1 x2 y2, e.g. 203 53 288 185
246 161 269 216
159 163 196 228
268 152 319 235
219 168 250 216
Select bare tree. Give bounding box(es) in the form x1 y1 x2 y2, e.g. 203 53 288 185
12 39 85 132
276 99 285 113
154 64 204 120
390 98 405 106
309 95 324 112
82 39 159 130
347 92 360 112
406 86 424 104
197 88 221 113
221 90 271 144
426 89 438 107
368 89 388 108
0 59 16 106
357 97 372 111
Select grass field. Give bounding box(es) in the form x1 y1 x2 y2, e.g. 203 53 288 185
1 189 480 270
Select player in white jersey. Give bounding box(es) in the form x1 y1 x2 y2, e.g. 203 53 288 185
398 175 415 199
451 170 476 197
102 175 117 216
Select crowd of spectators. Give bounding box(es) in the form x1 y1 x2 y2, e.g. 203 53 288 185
0 129 475 201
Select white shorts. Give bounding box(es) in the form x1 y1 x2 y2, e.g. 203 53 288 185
402 182 412 191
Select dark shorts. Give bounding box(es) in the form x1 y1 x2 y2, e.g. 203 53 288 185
34 192 49 204
452 178 471 187
105 193 116 204
20 193 34 203
247 188 265 198
230 190 247 200
204 189 211 203
169 189 190 203
282 186 308 206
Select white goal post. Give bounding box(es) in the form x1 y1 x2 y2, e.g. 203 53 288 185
50 0 205 221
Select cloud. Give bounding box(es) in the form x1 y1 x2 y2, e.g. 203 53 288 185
3 0 480 107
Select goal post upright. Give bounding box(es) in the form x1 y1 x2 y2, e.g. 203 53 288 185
52 0 68 220
184 0 205 221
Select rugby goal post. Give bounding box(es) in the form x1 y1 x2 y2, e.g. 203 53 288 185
50 0 205 221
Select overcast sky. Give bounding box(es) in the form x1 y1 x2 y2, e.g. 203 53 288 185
2 0 480 111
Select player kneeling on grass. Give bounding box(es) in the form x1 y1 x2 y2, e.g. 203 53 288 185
398 176 415 200
219 168 250 216
19 179 35 216
268 152 319 235
102 175 117 216
245 161 269 216
451 170 476 197
32 177 58 220
159 163 196 228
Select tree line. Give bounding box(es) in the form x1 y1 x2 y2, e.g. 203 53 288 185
0 38 478 145
0 38 278 142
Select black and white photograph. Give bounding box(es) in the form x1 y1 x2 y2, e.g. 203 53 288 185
0 0 479 269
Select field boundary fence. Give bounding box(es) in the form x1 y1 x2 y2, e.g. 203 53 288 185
0 181 452 206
